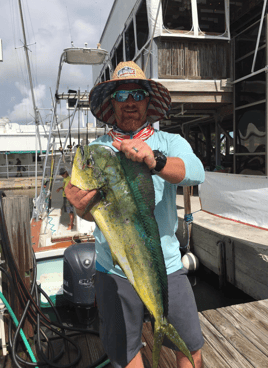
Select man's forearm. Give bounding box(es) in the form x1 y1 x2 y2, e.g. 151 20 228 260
156 157 186 184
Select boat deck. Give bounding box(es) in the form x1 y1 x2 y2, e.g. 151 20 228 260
1 299 268 367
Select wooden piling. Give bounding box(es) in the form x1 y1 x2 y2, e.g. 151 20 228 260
2 195 34 338
183 186 193 252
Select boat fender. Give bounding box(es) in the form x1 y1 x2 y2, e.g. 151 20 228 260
182 252 199 273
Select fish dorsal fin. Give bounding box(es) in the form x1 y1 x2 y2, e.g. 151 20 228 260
118 153 169 317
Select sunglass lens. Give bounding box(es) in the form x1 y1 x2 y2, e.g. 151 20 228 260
115 91 129 102
113 90 148 102
132 91 145 101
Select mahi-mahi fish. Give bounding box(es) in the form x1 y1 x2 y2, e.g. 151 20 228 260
71 144 194 368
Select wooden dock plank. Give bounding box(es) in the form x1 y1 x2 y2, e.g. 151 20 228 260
201 339 232 368
85 333 111 367
218 306 268 357
142 322 177 367
231 302 268 340
199 313 253 368
202 308 268 367
2 300 268 367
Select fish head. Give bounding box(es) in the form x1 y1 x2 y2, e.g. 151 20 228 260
71 144 119 191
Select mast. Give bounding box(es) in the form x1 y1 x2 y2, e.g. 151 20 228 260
18 0 42 212
18 0 39 124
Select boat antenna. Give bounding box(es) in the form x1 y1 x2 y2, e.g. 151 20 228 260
68 109 72 149
66 5 74 46
86 109 89 146
77 90 81 146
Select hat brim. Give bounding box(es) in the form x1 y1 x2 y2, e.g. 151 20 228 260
89 78 171 125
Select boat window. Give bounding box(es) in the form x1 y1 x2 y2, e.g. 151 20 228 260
116 39 124 63
230 1 266 31
236 103 266 155
32 154 42 162
235 72 266 108
162 0 192 32
105 67 110 81
197 0 226 35
236 154 265 175
235 48 266 81
235 20 266 62
125 20 135 60
136 0 149 50
101 74 105 82
111 54 116 71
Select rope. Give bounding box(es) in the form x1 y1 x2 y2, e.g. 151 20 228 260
180 210 201 251
184 213 193 223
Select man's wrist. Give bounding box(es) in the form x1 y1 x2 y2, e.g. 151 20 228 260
151 150 167 175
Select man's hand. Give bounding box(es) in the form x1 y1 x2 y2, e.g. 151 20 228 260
56 187 63 193
113 138 186 184
113 138 156 170
65 181 97 222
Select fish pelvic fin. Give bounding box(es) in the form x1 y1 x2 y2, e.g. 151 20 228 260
152 319 195 368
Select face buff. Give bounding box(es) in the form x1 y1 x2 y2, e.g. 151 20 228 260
107 123 155 142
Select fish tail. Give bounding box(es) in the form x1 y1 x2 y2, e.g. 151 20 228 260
152 319 195 368
152 322 165 368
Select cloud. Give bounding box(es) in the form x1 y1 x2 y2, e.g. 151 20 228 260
8 83 47 123
0 0 114 122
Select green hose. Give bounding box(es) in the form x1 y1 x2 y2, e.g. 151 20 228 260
0 291 38 367
95 359 111 368
0 290 110 368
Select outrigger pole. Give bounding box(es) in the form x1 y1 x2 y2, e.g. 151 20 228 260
17 0 43 211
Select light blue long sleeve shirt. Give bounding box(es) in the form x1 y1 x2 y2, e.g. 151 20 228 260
90 129 205 277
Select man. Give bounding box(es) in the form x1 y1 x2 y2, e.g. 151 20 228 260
57 168 74 230
65 61 205 368
16 158 22 177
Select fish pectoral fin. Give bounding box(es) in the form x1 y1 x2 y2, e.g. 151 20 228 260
165 321 195 368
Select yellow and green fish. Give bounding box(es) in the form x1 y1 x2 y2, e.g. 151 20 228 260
71 144 194 368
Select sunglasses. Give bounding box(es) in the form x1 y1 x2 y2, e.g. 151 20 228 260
111 89 149 102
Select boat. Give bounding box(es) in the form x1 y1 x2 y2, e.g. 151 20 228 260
31 45 109 309
1 1 268 366
0 1 112 365
90 0 268 301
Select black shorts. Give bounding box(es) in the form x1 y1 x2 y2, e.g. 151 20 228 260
95 267 204 368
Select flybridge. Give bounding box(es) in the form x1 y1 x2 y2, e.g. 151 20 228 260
93 0 232 84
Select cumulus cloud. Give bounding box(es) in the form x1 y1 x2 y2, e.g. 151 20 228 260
0 0 114 122
8 83 47 123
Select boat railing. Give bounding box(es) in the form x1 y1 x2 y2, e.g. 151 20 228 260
0 164 51 179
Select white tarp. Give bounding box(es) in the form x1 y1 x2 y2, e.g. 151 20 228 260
199 172 268 229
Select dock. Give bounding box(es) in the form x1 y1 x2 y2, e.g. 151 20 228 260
176 192 268 301
1 299 268 367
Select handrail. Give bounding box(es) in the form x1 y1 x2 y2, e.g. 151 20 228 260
0 164 52 178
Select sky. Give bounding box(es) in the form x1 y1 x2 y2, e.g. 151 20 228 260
0 0 114 126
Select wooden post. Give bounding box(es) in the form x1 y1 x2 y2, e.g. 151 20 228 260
183 186 193 252
2 195 34 338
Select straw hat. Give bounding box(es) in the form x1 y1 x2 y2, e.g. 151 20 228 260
89 61 171 125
